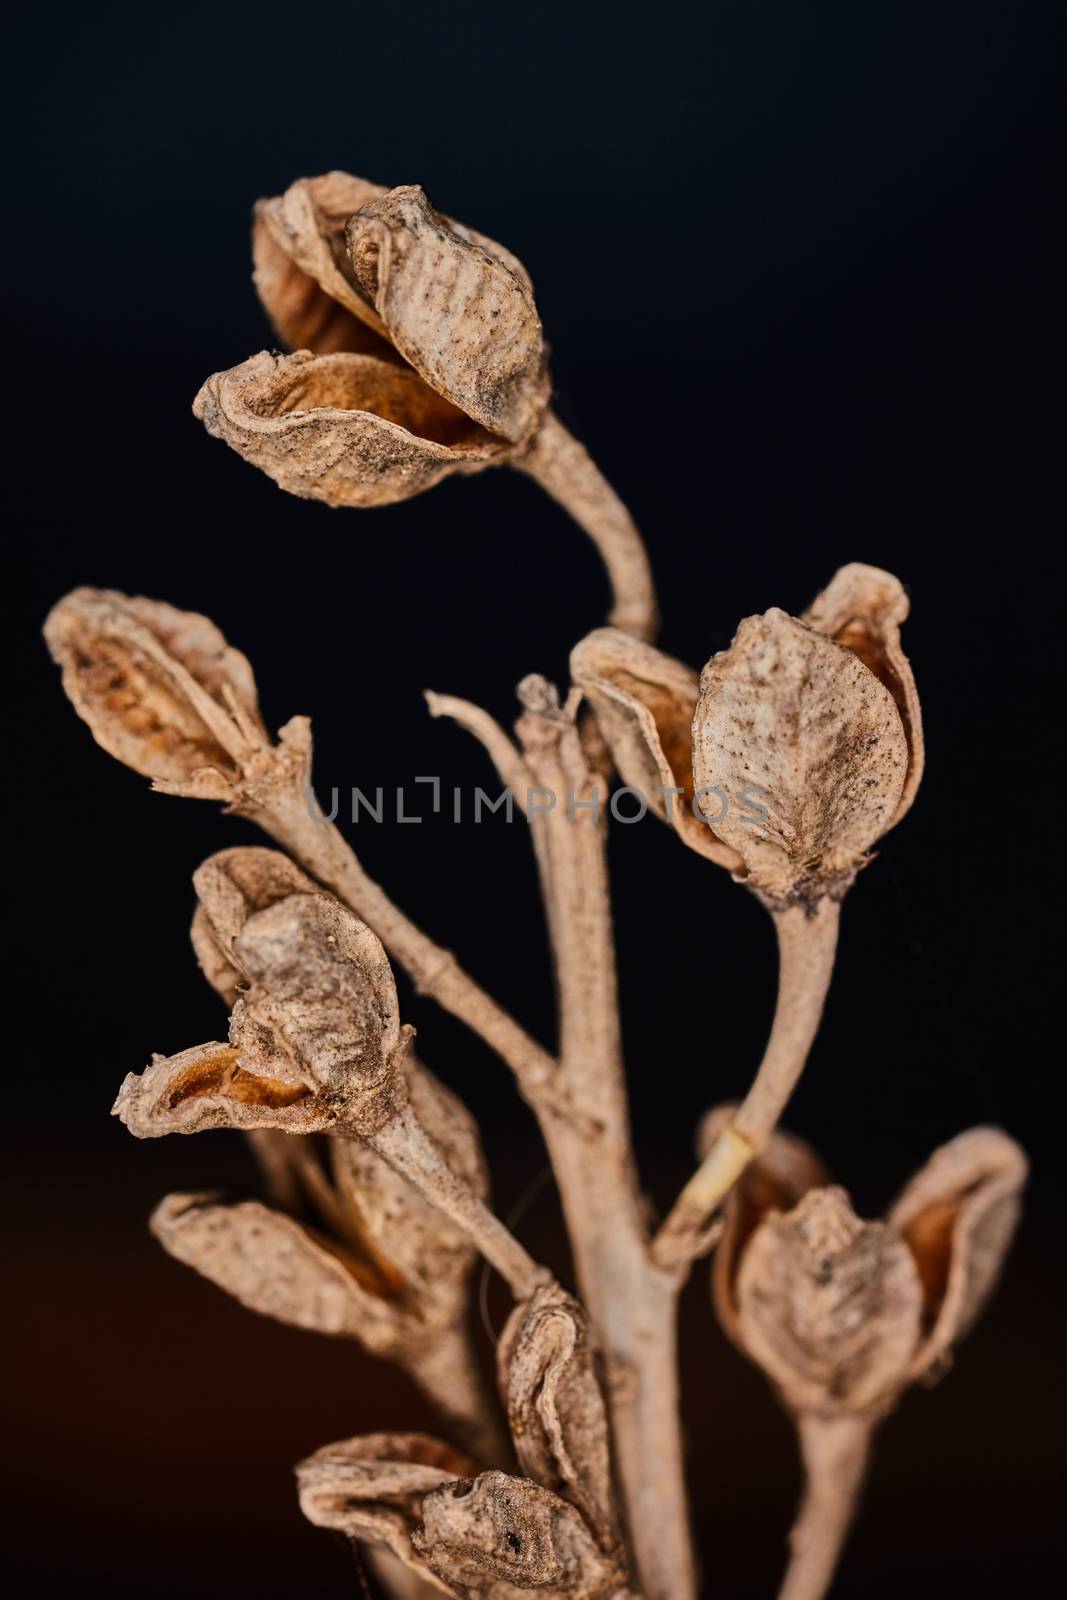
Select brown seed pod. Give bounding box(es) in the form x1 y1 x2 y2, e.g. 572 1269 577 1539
802 563 923 820
735 1187 924 1416
253 171 392 355
253 170 536 359
572 565 922 904
693 609 909 903
569 628 741 869
299 1432 629 1599
115 885 408 1139
199 177 548 509
888 1126 1028 1379
297 1432 477 1591
232 892 404 1125
707 1114 1027 1418
43 587 265 792
150 1190 406 1340
497 1282 619 1548
414 1470 619 1597
346 185 549 444
702 1105 830 1351
43 586 310 807
191 845 320 1000
192 349 508 509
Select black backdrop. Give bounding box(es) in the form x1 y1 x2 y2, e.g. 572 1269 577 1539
4 3 1062 1596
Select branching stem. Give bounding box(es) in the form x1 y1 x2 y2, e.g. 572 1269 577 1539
652 897 841 1270
254 789 576 1123
514 409 658 641
427 686 695 1595
370 1104 548 1301
779 1414 872 1600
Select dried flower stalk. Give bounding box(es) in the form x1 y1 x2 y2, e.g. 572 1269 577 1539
196 173 656 638
705 1109 1026 1599
45 179 1025 1600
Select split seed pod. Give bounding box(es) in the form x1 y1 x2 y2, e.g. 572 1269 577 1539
43 586 309 807
570 629 740 868
195 176 549 507
497 1283 619 1548
115 866 408 1140
572 564 921 904
150 1053 497 1452
704 1107 1027 1415
144 847 507 1456
189 845 319 1010
298 1434 632 1599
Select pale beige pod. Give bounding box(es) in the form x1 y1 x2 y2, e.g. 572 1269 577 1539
497 1282 619 1548
693 608 910 903
346 185 549 443
193 348 509 509
803 562 924 820
252 170 392 354
569 627 742 869
43 586 265 790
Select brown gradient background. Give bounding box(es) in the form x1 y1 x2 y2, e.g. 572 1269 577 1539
3 2 1063 1595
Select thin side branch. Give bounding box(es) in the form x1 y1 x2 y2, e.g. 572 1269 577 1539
514 409 659 640
652 897 841 1270
370 1104 548 1301
254 788 580 1125
779 1414 872 1600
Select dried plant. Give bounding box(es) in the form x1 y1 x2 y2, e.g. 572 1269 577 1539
44 176 1025 1600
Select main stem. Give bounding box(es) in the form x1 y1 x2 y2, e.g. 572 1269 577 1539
652 896 841 1270
778 1414 872 1600
514 409 659 641
519 706 695 1600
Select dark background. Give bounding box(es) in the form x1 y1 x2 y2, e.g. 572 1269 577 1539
3 2 1062 1595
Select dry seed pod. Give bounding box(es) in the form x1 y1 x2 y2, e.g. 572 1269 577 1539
299 1434 630 1599
43 586 309 806
569 628 741 869
113 1040 329 1139
346 185 549 444
693 609 909 904
197 172 655 636
253 171 534 359
115 890 408 1139
709 1119 1026 1600
708 1115 1027 1416
149 1051 507 1460
233 893 406 1131
297 1432 476 1588
497 1283 619 1548
118 853 544 1299
150 1190 406 1344
43 587 264 792
197 177 547 509
571 563 921 901
190 845 320 1006
702 1105 829 1351
414 1471 625 1597
888 1126 1028 1379
253 171 392 355
193 349 509 509
802 563 923 819
736 1187 924 1416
